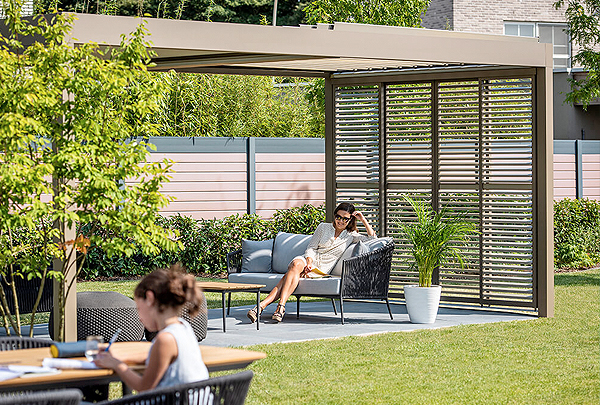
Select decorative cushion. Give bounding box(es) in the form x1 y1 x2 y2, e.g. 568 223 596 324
352 240 369 256
331 243 355 277
271 232 312 273
241 239 273 273
364 237 393 252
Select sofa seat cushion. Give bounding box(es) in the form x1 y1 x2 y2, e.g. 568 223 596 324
229 273 284 292
228 273 341 296
271 232 312 274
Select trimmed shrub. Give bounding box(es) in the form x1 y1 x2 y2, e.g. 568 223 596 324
554 198 600 269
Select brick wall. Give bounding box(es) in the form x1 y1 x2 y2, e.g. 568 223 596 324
422 0 567 34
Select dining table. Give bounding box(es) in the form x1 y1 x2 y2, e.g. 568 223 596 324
0 341 266 393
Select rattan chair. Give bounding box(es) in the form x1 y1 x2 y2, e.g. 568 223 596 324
97 370 254 405
144 294 208 342
0 336 53 351
0 389 82 404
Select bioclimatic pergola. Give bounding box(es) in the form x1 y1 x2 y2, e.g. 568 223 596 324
62 15 555 333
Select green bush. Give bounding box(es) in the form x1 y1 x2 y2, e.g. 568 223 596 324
554 198 600 269
79 204 326 279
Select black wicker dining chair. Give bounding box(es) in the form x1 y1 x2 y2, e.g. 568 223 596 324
0 389 82 404
97 370 254 405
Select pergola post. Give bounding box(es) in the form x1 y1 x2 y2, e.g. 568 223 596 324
325 77 335 223
535 58 555 318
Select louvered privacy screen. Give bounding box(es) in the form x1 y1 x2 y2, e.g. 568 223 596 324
334 76 536 311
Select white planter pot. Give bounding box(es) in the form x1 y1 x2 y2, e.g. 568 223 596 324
404 285 442 324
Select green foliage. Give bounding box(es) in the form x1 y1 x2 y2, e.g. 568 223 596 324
554 198 600 268
304 0 431 27
397 196 479 287
152 73 324 138
81 204 326 278
0 6 178 339
554 0 600 108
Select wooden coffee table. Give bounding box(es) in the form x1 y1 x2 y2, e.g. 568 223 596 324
197 282 266 332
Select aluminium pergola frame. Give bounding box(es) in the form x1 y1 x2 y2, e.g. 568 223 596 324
5 14 554 340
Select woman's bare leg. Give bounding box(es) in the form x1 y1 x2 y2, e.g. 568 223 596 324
258 259 304 310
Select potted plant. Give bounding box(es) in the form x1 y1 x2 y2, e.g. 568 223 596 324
399 196 478 323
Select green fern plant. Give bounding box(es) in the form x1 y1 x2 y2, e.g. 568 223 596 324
399 196 479 287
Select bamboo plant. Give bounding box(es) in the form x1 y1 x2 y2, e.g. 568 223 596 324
399 196 479 287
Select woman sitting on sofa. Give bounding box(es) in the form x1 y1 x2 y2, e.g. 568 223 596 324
247 202 376 323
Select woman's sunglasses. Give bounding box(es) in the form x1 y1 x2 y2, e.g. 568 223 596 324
335 214 352 223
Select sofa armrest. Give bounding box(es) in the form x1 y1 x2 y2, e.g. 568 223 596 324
340 240 394 300
226 249 243 274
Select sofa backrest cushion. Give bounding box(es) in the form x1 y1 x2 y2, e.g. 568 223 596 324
241 239 274 273
330 237 392 276
364 237 393 252
271 232 312 273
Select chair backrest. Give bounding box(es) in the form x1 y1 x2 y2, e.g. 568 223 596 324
0 389 82 405
98 370 254 405
0 337 53 351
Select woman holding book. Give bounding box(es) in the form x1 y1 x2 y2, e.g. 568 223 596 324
247 202 376 323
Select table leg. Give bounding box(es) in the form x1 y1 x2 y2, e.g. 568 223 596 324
256 289 260 330
221 292 226 332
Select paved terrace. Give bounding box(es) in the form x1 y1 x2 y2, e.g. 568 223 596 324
10 301 534 347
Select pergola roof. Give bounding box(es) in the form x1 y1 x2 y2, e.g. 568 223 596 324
67 14 552 77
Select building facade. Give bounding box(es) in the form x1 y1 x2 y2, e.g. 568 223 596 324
422 0 599 140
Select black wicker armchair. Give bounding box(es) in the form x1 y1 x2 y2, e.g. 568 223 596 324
0 337 53 351
97 370 254 405
0 389 82 405
227 238 395 324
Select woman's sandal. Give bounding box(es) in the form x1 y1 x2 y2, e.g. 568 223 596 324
272 304 285 322
247 305 263 323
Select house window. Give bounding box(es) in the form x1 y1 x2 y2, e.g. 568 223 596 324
504 22 571 70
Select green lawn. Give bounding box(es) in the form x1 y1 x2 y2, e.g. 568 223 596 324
243 269 599 404
78 270 599 404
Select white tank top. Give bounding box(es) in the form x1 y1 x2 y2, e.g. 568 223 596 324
150 318 209 388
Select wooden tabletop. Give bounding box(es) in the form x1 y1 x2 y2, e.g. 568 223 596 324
0 341 266 392
197 281 266 292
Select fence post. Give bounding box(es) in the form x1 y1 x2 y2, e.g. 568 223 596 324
247 137 256 214
575 139 583 199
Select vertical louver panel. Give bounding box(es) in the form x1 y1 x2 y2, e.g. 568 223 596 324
335 86 379 185
386 83 433 184
334 85 380 232
481 78 534 306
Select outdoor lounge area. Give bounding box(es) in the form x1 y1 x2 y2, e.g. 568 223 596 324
2 9 597 405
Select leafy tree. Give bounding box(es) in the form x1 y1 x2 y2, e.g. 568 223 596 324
555 0 600 108
36 0 311 25
304 0 431 27
0 4 179 340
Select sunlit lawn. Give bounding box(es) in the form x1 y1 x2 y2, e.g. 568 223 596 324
61 270 600 403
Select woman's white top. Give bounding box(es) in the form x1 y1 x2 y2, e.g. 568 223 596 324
150 318 209 388
304 222 376 274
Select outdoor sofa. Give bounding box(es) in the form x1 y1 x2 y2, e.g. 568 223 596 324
227 232 395 324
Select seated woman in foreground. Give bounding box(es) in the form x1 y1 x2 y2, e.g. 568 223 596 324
94 266 208 392
247 202 377 323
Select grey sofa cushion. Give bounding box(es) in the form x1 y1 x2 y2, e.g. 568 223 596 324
241 239 273 273
364 237 393 251
229 272 341 296
352 240 369 256
331 243 355 277
271 232 312 273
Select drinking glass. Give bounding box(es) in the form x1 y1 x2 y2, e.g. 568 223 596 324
85 335 104 361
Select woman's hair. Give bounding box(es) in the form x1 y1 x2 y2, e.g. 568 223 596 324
134 264 204 318
333 202 357 232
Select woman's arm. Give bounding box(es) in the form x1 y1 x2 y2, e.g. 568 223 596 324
353 211 376 237
94 332 177 392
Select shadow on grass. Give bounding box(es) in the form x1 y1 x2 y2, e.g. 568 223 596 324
554 268 599 287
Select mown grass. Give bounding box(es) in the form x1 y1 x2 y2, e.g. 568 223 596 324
242 269 599 404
